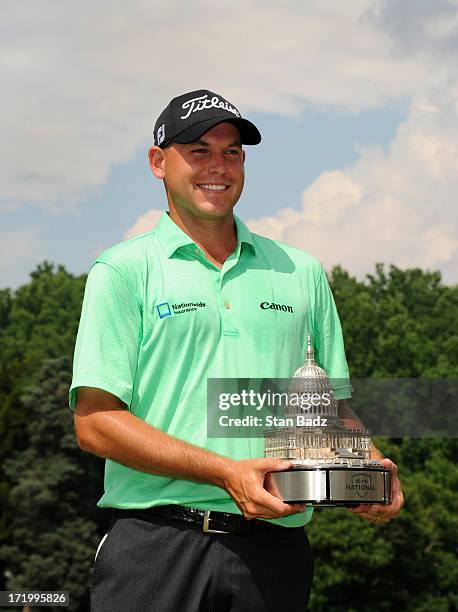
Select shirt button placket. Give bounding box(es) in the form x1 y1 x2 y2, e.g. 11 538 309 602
221 292 238 336
219 270 239 336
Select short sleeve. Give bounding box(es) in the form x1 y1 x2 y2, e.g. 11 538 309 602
313 266 351 400
69 262 142 410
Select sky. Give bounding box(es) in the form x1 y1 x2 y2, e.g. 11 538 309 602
1 0 457 289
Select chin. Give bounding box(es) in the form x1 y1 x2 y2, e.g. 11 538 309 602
196 199 236 217
198 207 233 220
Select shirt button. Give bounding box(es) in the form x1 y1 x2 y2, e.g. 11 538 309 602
224 301 232 309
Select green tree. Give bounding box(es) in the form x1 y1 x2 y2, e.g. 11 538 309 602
0 263 87 599
307 439 458 611
0 262 86 369
330 264 458 378
0 262 456 610
0 357 104 611
306 266 458 610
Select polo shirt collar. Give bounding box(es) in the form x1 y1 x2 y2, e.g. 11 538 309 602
234 215 256 254
155 212 194 258
156 212 256 258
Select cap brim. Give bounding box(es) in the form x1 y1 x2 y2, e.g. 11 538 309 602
172 117 261 146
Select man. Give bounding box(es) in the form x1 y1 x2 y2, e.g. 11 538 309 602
71 89 403 611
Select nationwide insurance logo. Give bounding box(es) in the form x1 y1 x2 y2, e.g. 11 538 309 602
156 301 207 318
156 302 172 318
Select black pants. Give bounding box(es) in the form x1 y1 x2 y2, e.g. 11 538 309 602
91 514 314 612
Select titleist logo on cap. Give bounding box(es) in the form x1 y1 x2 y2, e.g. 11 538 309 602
152 89 261 147
180 94 241 120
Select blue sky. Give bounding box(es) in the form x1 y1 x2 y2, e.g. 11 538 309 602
2 1 457 288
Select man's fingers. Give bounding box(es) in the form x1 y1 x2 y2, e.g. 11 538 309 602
228 459 307 519
241 487 306 519
383 459 404 510
392 475 404 501
288 502 308 514
264 471 283 499
346 458 404 524
381 458 396 471
347 498 402 522
349 507 392 523
248 495 306 519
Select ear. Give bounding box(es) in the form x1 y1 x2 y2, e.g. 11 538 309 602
148 146 166 179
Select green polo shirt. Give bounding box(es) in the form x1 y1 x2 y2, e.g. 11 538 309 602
70 212 351 527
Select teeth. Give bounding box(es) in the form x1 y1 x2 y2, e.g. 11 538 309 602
199 184 227 191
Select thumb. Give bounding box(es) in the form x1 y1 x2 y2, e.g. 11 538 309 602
261 459 293 473
381 458 397 473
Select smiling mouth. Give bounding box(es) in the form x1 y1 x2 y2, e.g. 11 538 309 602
196 183 229 192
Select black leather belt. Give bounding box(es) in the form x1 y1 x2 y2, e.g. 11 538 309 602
111 504 293 535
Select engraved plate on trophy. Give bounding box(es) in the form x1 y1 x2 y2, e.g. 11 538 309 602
265 335 392 506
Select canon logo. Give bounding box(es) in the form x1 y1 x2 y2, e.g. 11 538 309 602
260 301 294 313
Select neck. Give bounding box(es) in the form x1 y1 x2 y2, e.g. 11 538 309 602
167 208 238 268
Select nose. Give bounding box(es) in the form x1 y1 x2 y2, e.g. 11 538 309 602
207 151 227 175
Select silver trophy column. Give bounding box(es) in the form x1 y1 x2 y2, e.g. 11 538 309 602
265 336 392 506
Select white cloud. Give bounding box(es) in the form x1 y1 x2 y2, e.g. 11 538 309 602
124 208 163 240
3 0 458 283
366 0 458 58
246 87 458 282
2 0 455 211
301 172 362 227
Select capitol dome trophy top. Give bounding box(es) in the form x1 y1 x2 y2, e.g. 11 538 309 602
265 334 392 506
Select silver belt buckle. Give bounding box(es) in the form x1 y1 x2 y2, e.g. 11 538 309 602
202 510 230 534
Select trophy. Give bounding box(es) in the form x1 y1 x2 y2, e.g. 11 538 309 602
265 336 392 506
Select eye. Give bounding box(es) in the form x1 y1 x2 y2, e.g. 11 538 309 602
191 148 208 154
226 148 241 155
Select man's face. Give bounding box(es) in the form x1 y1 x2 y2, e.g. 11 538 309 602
154 122 245 221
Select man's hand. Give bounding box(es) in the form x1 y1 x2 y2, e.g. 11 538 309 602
223 458 306 520
347 458 404 524
75 388 307 519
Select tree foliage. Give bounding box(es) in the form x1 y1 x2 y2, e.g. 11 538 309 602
0 357 104 611
0 261 456 610
0 263 92 609
308 438 458 611
330 264 458 378
306 264 458 611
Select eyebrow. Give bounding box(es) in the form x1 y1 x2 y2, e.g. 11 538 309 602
194 139 242 148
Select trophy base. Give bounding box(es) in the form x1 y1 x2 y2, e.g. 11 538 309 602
270 466 392 506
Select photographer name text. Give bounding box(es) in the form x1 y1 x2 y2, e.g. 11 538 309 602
218 415 327 428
